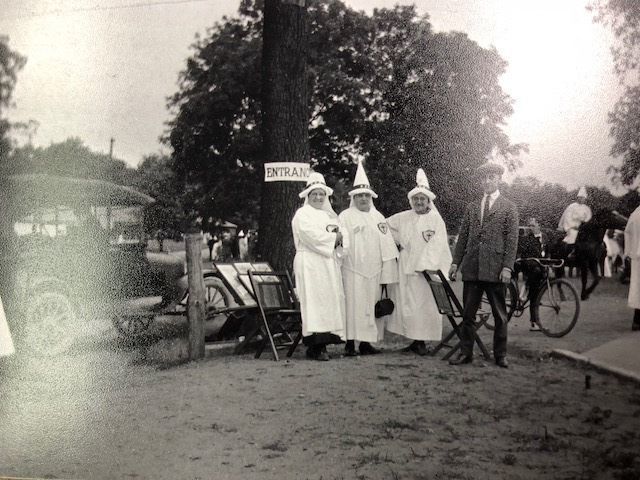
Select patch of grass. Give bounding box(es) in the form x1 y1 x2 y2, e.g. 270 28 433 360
503 453 517 465
605 450 638 469
353 452 395 469
628 393 640 406
381 419 421 431
262 440 288 452
584 406 613 425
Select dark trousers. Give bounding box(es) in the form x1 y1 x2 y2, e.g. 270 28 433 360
460 281 508 359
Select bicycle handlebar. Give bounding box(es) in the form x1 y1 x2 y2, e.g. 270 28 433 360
515 257 565 269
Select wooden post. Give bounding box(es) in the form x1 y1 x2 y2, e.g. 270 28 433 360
185 233 206 360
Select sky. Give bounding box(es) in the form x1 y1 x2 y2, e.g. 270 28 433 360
0 0 626 193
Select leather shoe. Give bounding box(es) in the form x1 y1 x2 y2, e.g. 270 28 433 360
449 354 473 366
406 341 429 356
495 357 509 368
344 340 359 357
316 350 330 361
632 323 640 331
359 342 381 355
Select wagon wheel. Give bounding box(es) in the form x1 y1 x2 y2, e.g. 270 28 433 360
203 276 237 340
204 276 231 317
112 315 153 337
22 289 77 356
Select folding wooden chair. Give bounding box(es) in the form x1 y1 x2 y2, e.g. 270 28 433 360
422 269 491 360
246 270 303 361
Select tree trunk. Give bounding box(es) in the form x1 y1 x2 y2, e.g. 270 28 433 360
258 0 309 272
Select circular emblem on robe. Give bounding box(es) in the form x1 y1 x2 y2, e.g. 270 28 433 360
326 224 339 233
422 230 435 243
377 222 388 235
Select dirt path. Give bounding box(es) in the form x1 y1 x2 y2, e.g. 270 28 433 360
1 276 639 480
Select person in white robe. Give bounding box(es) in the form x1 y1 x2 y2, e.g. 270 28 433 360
0 294 15 358
558 186 592 249
292 172 348 361
624 204 640 331
386 169 452 355
339 161 399 356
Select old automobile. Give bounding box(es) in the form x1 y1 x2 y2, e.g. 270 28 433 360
0 174 232 356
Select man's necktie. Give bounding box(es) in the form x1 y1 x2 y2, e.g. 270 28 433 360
481 195 491 226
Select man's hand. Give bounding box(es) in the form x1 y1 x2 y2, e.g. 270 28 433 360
500 267 512 283
449 264 458 281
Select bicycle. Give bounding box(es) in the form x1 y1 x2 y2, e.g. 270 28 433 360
482 257 580 338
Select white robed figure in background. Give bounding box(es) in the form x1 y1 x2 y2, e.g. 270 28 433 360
0 294 15 358
339 161 399 356
624 204 640 331
292 172 349 361
558 186 592 246
386 168 452 356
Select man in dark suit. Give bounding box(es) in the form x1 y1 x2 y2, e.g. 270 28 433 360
448 163 519 368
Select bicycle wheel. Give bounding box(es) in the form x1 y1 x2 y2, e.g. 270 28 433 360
482 280 518 330
532 278 580 338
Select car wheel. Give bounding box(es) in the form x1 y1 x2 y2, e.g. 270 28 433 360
22 289 77 356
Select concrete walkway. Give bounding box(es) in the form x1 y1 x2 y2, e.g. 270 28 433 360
553 331 640 384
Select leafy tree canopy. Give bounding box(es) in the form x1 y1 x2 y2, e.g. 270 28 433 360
504 176 620 230
3 137 137 185
0 36 26 162
133 153 186 236
590 0 640 185
166 0 526 229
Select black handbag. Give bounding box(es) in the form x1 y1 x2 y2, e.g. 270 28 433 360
374 285 394 318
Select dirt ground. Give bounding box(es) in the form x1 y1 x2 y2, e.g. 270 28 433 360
1 275 639 480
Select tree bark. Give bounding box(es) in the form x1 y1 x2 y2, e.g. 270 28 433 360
258 0 309 272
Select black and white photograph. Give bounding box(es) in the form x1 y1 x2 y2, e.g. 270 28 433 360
1 1 640 479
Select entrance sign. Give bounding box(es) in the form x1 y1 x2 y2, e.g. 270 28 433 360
264 162 310 182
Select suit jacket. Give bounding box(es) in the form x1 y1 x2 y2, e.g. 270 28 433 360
452 194 519 282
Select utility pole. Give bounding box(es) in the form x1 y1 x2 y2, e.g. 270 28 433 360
109 137 115 159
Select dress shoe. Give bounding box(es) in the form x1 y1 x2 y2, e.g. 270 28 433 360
411 341 429 356
316 350 330 361
449 354 473 366
344 340 359 357
495 357 509 368
632 323 640 331
403 340 428 356
359 342 381 355
307 345 331 361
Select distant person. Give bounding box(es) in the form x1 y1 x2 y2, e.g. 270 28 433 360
157 229 166 252
339 161 398 356
238 230 249 261
0 294 14 359
386 168 452 356
557 187 592 258
449 162 519 368
217 231 236 262
516 217 545 331
624 204 640 331
291 172 348 361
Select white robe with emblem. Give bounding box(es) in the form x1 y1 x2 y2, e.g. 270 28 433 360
292 204 348 338
0 295 15 357
385 208 452 341
339 206 399 343
558 202 592 244
625 206 640 309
